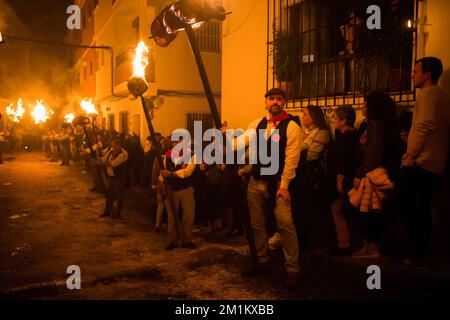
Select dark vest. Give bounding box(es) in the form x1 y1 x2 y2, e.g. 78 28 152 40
107 149 128 178
165 153 192 191
251 114 300 182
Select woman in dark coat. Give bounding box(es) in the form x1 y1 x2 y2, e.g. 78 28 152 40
352 92 401 259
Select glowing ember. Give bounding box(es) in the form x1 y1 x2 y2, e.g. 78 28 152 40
132 41 149 79
80 98 98 115
31 100 51 124
64 113 75 124
6 99 25 123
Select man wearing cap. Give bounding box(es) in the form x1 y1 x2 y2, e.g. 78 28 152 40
97 138 129 219
227 88 302 288
159 139 198 251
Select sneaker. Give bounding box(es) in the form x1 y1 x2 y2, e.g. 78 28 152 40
165 243 179 251
241 264 269 277
329 246 353 256
181 242 197 249
268 232 282 250
286 272 300 290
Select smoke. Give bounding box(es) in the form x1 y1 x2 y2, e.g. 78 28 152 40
0 1 12 31
0 1 81 131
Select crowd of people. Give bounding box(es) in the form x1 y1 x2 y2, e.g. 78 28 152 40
25 56 449 289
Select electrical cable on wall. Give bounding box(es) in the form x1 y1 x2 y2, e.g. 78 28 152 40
223 0 258 38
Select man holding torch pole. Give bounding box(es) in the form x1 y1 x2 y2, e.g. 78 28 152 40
96 137 129 219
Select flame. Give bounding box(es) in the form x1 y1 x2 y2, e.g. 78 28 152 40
132 41 149 79
80 98 98 115
6 99 25 123
31 100 51 124
65 113 75 124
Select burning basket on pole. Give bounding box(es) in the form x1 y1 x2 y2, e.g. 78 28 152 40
31 100 55 136
6 98 25 137
127 41 161 164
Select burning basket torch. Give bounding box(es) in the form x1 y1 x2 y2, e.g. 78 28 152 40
6 98 25 137
31 100 55 135
64 113 75 125
127 41 161 163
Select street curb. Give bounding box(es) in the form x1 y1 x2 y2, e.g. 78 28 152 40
0 265 162 299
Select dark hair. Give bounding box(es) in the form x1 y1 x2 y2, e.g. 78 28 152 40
112 138 122 145
306 106 328 130
415 57 443 82
335 105 356 127
265 87 286 99
365 92 396 125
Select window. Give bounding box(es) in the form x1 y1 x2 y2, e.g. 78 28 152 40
186 113 213 138
269 0 417 106
108 114 115 132
194 21 222 53
119 112 129 134
83 66 87 81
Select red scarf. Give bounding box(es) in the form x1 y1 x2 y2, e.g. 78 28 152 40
267 110 289 125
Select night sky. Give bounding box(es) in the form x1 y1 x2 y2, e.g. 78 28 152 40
4 0 72 42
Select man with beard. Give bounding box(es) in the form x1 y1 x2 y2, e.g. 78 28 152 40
226 88 302 289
